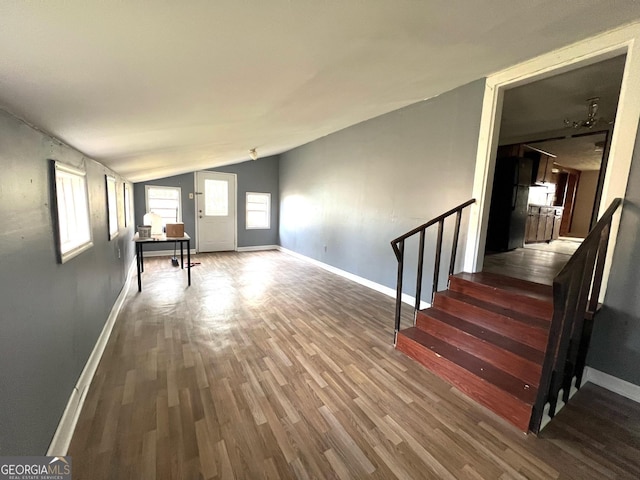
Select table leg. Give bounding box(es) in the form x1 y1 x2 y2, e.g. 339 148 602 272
180 241 184 269
187 239 191 286
136 243 142 292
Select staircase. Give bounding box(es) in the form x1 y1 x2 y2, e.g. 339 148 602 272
391 198 621 434
396 272 553 431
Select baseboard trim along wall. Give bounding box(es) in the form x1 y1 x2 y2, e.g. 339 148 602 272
142 248 197 258
278 247 430 309
47 259 136 456
582 366 640 403
237 245 279 252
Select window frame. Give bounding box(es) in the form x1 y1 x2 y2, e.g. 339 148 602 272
144 185 182 225
245 192 271 230
106 175 119 240
124 183 132 228
51 160 94 264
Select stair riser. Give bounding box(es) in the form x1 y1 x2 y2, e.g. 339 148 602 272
396 334 532 432
416 313 542 387
433 294 548 352
449 277 553 320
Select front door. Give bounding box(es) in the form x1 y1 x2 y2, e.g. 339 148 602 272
195 171 237 252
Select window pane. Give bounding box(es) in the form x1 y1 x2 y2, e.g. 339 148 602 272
124 184 131 227
205 179 228 216
246 192 270 229
148 187 179 200
107 176 118 238
247 193 268 205
145 186 181 225
54 163 92 262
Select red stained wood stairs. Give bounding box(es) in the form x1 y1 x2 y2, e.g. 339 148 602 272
396 271 553 432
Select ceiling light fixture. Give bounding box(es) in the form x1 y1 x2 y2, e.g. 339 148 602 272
564 97 601 129
249 148 258 161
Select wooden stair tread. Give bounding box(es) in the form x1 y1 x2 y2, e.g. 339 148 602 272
417 308 545 380
450 272 553 319
435 290 550 331
397 327 537 405
433 290 550 352
453 272 553 303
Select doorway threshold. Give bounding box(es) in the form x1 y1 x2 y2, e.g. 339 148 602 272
483 239 580 285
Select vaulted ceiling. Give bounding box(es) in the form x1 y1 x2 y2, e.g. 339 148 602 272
2 2 640 182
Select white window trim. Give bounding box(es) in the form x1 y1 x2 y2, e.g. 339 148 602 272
106 175 119 240
52 160 94 264
145 185 182 223
246 192 271 230
124 183 132 228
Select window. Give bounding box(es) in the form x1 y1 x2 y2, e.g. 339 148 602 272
52 160 93 263
145 185 181 225
246 192 271 229
124 183 132 228
106 175 118 239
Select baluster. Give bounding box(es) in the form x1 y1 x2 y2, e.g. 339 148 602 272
415 230 426 316
449 209 463 278
394 240 405 344
432 219 444 302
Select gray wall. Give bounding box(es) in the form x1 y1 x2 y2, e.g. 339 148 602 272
587 127 640 385
134 156 280 250
279 79 485 297
0 109 135 454
210 155 279 247
133 172 196 252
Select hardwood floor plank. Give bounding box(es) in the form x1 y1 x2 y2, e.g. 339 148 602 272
66 251 640 479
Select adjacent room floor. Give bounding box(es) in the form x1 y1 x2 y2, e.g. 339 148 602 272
68 250 640 479
483 238 582 285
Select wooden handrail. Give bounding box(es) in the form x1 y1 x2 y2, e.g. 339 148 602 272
391 198 476 261
530 197 622 433
390 199 475 343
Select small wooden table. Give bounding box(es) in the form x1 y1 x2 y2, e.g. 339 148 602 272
133 233 191 292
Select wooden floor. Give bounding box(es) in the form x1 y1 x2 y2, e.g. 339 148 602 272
483 239 581 285
68 251 640 479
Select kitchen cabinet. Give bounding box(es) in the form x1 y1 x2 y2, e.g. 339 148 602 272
525 205 563 243
534 155 557 184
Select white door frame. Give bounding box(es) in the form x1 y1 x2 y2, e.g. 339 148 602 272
464 21 640 299
194 171 238 252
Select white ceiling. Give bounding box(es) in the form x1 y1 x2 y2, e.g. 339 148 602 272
1 2 640 182
531 133 607 172
500 55 626 144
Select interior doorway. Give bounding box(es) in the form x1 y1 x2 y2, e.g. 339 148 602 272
195 171 237 252
481 55 625 284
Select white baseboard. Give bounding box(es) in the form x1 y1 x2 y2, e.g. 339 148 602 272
278 247 429 309
47 258 137 456
142 248 197 258
237 245 279 252
582 366 640 403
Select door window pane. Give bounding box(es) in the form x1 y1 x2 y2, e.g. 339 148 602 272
205 179 228 216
